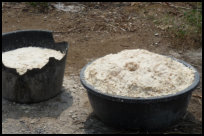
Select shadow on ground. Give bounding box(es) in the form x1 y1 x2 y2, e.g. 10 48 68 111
2 86 73 121
83 111 202 134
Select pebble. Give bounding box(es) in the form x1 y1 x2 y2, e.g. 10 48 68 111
72 115 77 118
21 106 28 110
68 113 72 116
30 119 36 124
178 50 183 54
155 42 158 45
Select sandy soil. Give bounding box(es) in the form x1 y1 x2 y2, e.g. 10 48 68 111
2 2 202 134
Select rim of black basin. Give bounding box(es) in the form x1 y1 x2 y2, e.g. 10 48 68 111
80 56 200 103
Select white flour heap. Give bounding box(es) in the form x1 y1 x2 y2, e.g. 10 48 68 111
2 47 65 75
84 49 195 98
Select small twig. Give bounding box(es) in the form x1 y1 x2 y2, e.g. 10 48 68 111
107 23 117 30
198 99 202 105
53 31 71 34
13 7 25 9
120 45 129 48
192 64 201 68
196 2 199 25
156 2 192 10
192 94 202 99
91 24 96 31
119 27 126 32
53 26 76 34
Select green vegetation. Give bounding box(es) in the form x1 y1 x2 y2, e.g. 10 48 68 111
184 8 202 33
175 28 187 39
27 2 49 12
29 2 49 8
153 2 202 43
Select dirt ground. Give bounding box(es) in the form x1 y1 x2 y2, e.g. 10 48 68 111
2 2 202 134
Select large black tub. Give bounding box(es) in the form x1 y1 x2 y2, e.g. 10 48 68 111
2 30 69 104
80 57 200 131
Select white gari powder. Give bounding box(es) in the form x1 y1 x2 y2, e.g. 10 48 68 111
84 49 195 98
2 47 65 75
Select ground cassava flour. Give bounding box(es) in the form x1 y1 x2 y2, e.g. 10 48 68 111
84 49 195 98
2 47 65 75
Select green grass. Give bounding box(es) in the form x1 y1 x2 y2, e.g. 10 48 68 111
184 8 202 33
153 3 202 39
151 2 202 49
175 28 187 39
27 2 49 12
29 2 49 8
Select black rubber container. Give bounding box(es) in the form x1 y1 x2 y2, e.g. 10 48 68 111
80 57 200 131
2 30 69 104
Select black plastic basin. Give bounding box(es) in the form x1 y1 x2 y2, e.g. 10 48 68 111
2 30 69 104
80 57 200 131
